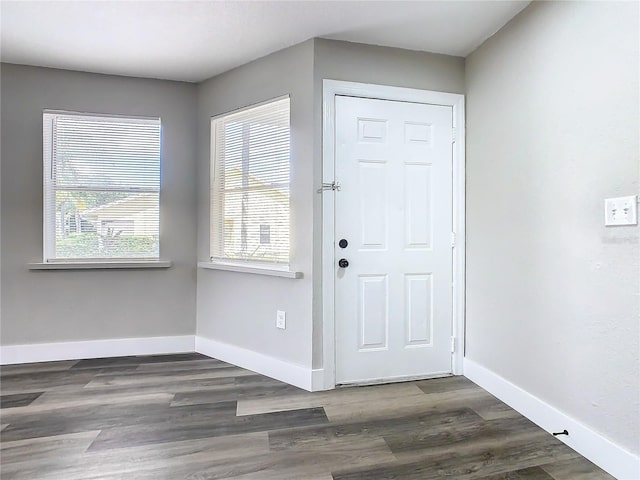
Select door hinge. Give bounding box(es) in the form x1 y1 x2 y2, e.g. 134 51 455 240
451 127 456 144
451 232 456 248
450 337 456 353
318 181 341 193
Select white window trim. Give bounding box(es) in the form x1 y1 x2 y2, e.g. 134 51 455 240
198 261 302 279
41 110 164 265
29 260 172 270
208 95 293 270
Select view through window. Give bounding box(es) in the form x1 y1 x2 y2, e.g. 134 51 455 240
43 111 161 261
210 97 290 265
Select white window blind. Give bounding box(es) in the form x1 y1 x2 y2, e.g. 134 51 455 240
210 97 290 265
43 111 161 261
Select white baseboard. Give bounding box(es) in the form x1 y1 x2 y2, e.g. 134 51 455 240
311 368 329 391
463 358 640 480
0 334 323 393
0 335 196 365
195 336 316 391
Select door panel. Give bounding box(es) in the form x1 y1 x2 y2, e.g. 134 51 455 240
334 95 453 384
358 161 388 248
358 274 388 350
404 164 432 248
405 273 432 346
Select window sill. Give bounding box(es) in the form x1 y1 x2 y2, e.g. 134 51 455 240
28 260 172 270
198 261 302 279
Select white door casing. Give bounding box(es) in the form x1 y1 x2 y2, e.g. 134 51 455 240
334 95 453 384
319 80 465 391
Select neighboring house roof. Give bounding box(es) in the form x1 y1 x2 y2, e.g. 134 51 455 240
224 168 289 203
82 193 157 221
80 168 287 223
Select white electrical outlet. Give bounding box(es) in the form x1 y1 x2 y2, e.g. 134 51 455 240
605 195 638 226
276 310 286 329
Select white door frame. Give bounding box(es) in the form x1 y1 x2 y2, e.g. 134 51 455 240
319 79 465 391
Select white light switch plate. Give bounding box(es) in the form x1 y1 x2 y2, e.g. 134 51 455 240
605 195 637 226
276 310 286 329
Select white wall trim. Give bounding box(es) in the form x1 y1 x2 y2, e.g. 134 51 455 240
464 358 640 480
195 336 315 391
198 261 302 279
28 260 172 270
311 368 327 391
321 79 466 390
0 335 196 365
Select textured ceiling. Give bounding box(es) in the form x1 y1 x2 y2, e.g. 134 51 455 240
0 1 530 82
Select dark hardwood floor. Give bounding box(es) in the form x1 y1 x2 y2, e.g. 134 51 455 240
0 354 614 479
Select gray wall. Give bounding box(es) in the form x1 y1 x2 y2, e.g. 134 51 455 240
465 2 639 455
194 39 466 370
1 64 198 344
196 41 315 368
311 39 465 367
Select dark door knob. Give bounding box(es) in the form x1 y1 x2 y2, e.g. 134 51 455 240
338 258 349 268
339 239 348 248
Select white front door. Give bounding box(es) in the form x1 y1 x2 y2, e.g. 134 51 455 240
334 95 454 385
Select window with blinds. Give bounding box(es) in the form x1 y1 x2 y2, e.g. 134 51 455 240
210 96 290 265
42 111 161 261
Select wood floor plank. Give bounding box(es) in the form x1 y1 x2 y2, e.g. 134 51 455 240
93 361 234 378
87 406 329 451
541 457 617 480
236 381 423 416
134 357 234 372
0 360 77 377
86 373 238 395
69 353 209 370
83 365 255 389
323 383 498 423
229 472 334 480
171 381 303 407
166 372 304 409
475 466 555 479
414 375 480 394
0 370 97 395
269 407 484 453
8 390 175 415
333 431 579 479
1 399 238 443
0 391 44 408
0 431 100 465
471 397 524 421
0 354 613 480
383 413 541 454
158 438 393 480
2 432 270 480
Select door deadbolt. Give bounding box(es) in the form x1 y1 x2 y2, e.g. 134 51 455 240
339 239 348 248
338 258 349 268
